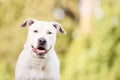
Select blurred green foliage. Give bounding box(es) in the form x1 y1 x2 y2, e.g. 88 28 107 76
0 0 120 80
62 0 120 80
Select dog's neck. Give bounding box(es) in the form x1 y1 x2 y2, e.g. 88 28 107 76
25 47 56 70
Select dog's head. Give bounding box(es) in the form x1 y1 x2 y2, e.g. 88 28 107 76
21 18 66 58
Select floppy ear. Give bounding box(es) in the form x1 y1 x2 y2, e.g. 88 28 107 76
21 18 37 27
51 22 66 34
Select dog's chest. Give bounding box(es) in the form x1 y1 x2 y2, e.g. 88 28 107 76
26 58 51 79
28 66 46 79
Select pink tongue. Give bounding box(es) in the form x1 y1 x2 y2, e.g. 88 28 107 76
32 48 46 55
37 49 45 53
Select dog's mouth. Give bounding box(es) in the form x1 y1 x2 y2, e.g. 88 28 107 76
31 45 50 56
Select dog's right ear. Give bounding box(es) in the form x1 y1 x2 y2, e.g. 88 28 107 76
21 18 37 27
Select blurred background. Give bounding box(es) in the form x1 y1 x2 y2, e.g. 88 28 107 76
0 0 120 80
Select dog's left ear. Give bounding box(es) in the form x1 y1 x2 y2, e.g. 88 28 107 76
51 22 66 34
21 18 37 27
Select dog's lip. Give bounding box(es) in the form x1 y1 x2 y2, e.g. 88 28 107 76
31 45 49 56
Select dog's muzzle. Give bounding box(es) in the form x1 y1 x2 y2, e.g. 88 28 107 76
31 38 52 56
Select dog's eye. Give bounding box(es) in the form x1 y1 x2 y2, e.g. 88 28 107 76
47 31 52 35
33 30 38 33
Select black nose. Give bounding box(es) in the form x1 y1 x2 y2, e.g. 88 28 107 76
38 38 47 45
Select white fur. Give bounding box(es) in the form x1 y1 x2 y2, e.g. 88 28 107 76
15 19 65 80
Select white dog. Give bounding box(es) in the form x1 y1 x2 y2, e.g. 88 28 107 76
15 18 66 80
